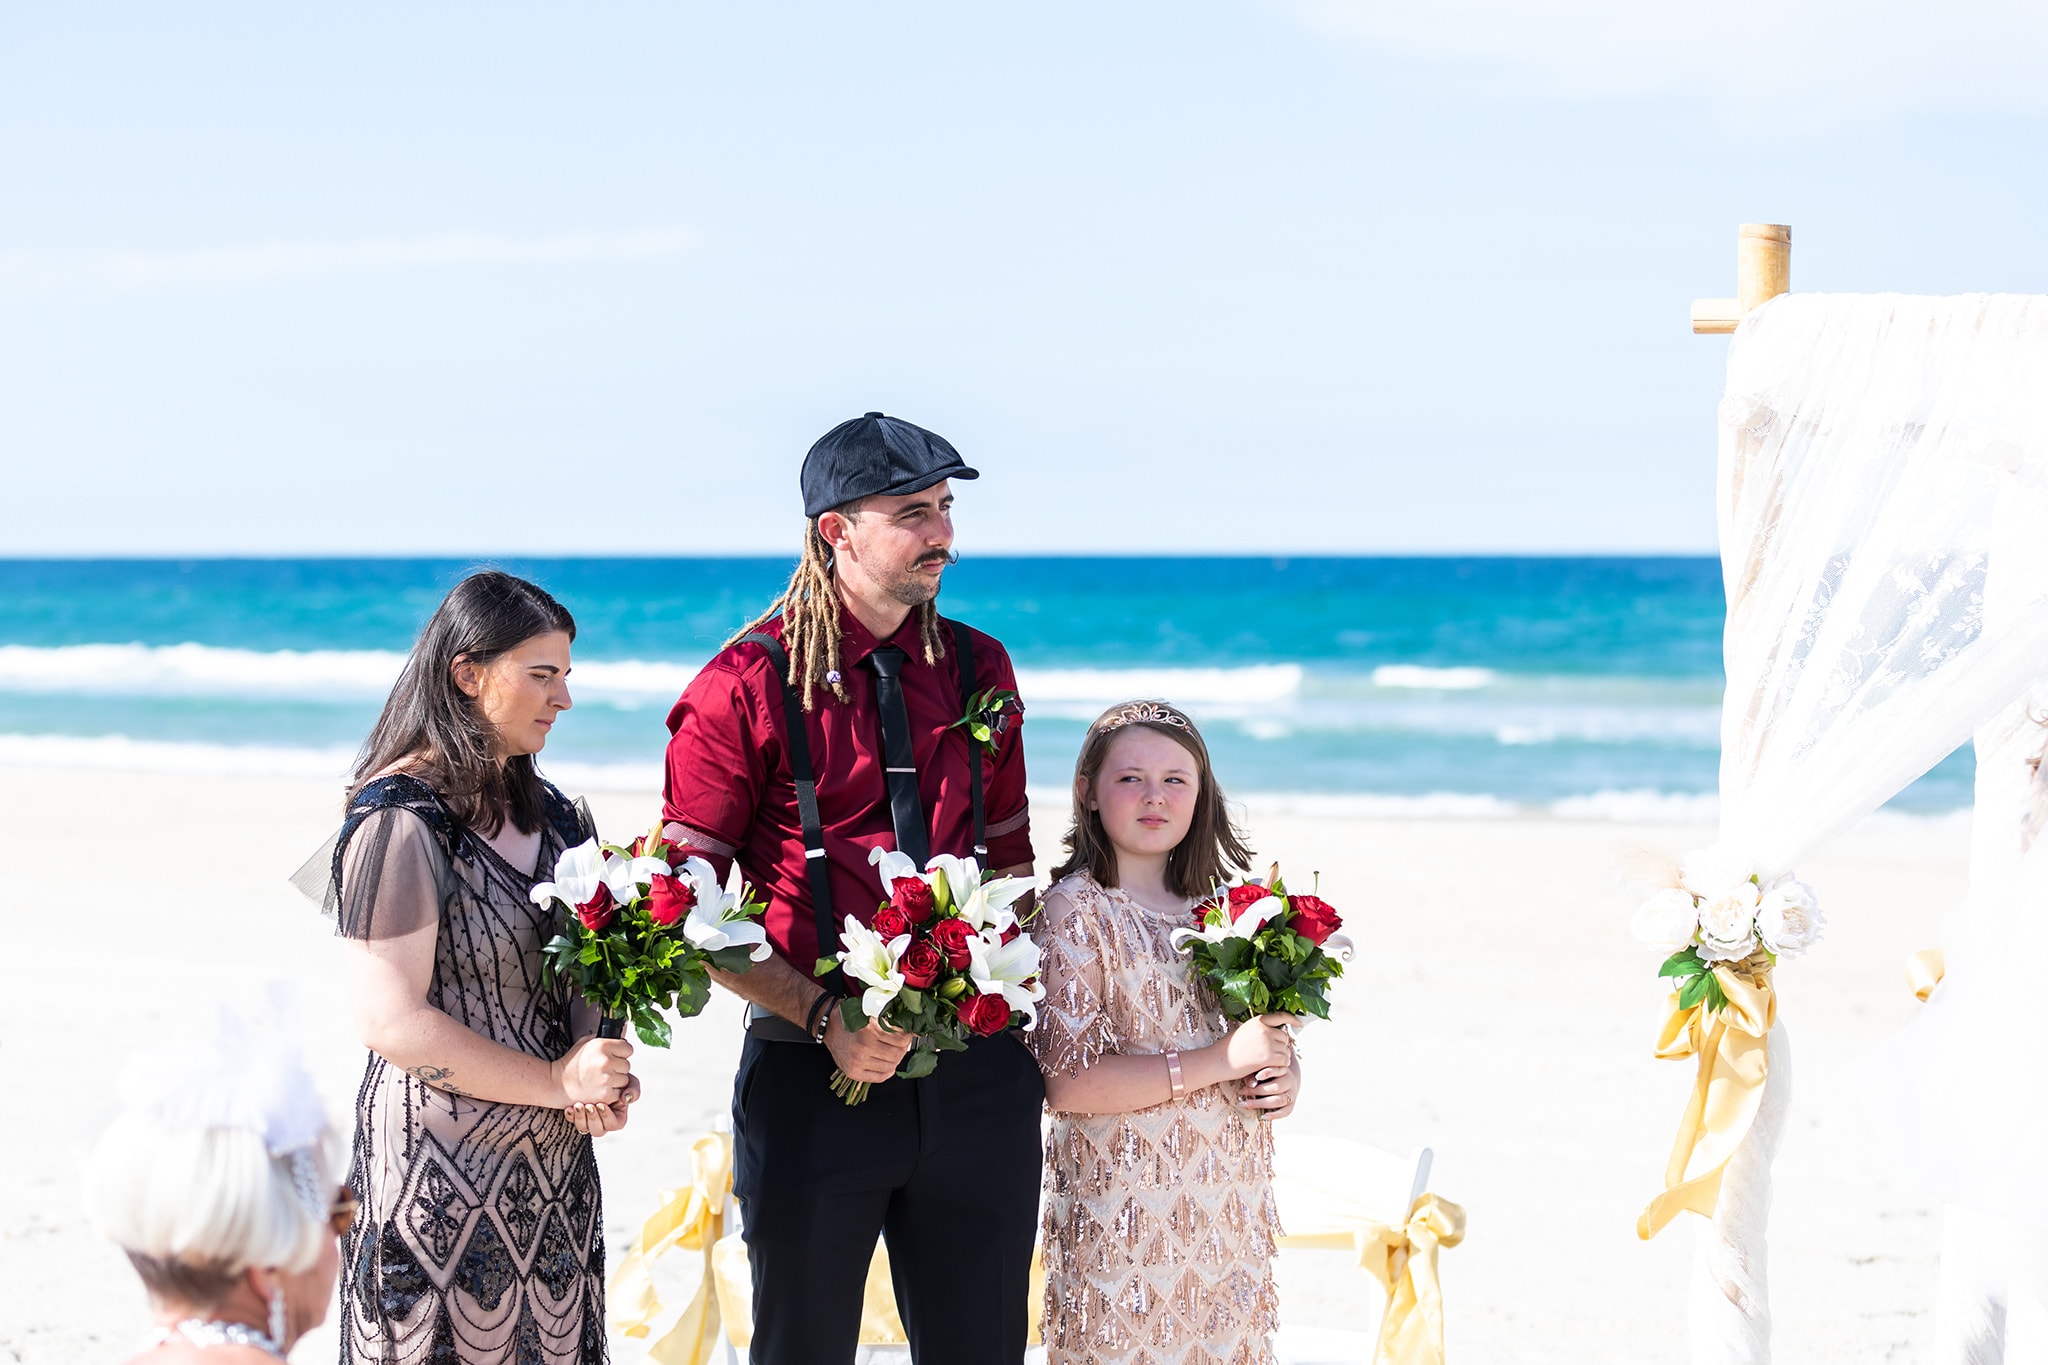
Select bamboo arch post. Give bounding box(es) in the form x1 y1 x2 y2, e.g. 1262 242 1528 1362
1691 224 1791 334
1675 219 1795 1365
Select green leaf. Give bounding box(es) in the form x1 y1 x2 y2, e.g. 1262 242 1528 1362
1701 971 1731 1015
632 1009 673 1049
708 946 761 974
897 1047 940 1079
1677 972 1710 1011
1659 948 1706 981
898 987 925 1012
814 957 840 978
1211 939 1253 972
840 997 871 1033
673 972 712 1020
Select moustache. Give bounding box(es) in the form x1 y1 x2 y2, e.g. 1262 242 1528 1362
919 551 961 568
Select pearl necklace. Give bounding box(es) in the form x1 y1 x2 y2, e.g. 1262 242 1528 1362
150 1319 286 1359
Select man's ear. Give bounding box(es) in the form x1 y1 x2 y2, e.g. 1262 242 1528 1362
817 509 856 554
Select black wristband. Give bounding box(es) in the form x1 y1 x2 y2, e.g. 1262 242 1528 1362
805 990 836 1043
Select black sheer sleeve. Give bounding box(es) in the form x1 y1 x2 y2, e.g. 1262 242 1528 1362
289 776 466 940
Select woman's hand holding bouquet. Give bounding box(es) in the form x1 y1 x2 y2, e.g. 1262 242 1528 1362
532 823 771 1049
813 848 1043 1104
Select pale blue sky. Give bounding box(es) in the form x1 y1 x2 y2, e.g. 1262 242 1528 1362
4 2 2046 555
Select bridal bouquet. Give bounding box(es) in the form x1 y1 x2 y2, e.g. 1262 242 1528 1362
813 848 1041 1104
533 824 771 1047
1631 847 1825 1011
1171 866 1348 1022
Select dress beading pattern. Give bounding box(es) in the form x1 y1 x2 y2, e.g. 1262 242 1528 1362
1029 871 1279 1365
310 775 607 1364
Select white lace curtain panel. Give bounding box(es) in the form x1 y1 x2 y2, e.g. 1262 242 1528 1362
1693 293 2048 1365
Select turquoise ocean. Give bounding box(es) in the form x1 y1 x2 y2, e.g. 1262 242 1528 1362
0 557 1972 817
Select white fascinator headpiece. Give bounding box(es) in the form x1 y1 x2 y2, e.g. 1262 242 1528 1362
120 990 333 1220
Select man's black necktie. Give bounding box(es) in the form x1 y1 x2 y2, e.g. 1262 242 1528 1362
866 645 930 867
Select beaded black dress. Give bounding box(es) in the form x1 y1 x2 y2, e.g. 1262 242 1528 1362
296 774 607 1364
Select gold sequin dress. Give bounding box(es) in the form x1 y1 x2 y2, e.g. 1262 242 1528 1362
1028 871 1279 1365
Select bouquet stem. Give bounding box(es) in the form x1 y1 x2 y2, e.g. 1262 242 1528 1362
597 1014 626 1040
827 1069 871 1105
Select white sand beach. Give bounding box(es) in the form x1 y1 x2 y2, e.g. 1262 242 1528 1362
0 765 1966 1362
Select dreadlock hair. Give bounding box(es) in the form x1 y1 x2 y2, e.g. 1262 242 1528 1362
727 502 947 710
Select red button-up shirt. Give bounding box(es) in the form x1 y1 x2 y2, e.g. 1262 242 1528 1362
663 607 1032 971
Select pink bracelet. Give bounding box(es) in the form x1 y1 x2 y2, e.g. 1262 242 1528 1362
1165 1050 1184 1097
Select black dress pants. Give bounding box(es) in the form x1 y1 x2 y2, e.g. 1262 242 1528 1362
731 1028 1045 1365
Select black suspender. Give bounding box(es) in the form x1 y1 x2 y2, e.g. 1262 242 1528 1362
739 632 841 983
740 618 991 978
949 617 987 859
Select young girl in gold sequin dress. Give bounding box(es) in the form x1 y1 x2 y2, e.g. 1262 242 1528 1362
1027 700 1302 1365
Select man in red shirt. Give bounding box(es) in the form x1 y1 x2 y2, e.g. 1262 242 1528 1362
662 413 1040 1364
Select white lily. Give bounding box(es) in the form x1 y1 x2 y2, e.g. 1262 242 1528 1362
674 856 772 961
967 928 1045 1027
1168 892 1284 952
837 914 911 1018
603 852 674 906
530 838 607 909
868 845 922 893
925 853 1032 934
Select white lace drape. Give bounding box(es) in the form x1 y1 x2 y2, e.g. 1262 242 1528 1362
1698 292 2048 1364
1880 685 2048 1362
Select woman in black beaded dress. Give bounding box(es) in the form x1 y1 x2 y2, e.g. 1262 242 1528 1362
294 572 637 1363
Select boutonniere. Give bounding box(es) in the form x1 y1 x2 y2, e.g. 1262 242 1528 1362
949 686 1020 747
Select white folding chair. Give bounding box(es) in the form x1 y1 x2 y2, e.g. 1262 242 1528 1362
1271 1135 1435 1365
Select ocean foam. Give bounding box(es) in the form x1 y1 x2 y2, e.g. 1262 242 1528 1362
1548 789 1722 822
0 642 1310 712
1018 664 1304 707
0 643 407 699
1371 665 1496 690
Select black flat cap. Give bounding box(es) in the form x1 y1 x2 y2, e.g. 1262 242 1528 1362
801 411 978 518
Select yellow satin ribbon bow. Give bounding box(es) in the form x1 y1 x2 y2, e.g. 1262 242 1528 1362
608 1130 733 1365
1907 947 1945 1002
1274 1192 1465 1365
1637 957 1776 1240
1360 1194 1466 1365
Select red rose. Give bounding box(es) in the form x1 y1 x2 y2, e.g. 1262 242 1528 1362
890 879 938 925
957 990 1012 1036
1287 893 1342 946
899 940 944 989
1000 922 1020 945
872 905 912 941
931 917 975 970
575 884 615 933
647 873 696 928
1227 883 1270 916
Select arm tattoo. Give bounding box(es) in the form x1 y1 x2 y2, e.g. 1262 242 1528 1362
406 1064 468 1096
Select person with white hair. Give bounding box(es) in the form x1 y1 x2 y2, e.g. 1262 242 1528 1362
85 1009 350 1360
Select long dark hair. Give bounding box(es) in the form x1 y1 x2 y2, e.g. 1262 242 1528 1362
350 571 576 836
1052 699 1253 898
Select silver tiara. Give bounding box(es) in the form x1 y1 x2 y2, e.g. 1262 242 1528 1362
1097 701 1191 733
